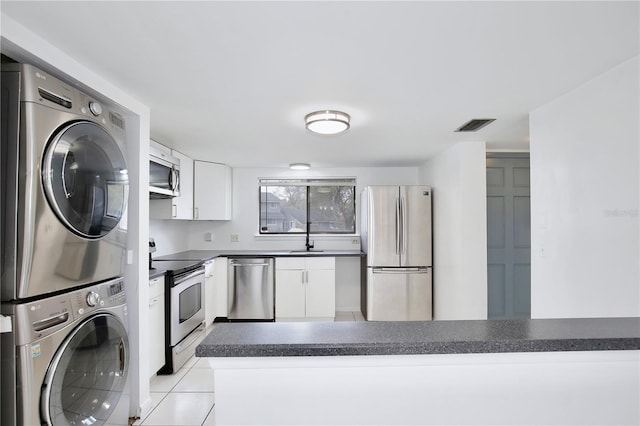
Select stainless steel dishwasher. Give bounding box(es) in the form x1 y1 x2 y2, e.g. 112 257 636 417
227 257 275 320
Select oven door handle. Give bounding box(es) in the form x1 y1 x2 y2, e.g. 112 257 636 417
174 269 204 286
174 322 205 355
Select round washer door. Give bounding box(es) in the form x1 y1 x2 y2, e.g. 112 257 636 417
41 313 129 426
42 121 128 239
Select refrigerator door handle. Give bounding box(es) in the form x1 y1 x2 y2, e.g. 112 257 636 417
372 267 429 273
400 194 407 256
395 197 401 255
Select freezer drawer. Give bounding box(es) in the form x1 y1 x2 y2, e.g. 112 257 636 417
227 258 274 320
366 267 432 321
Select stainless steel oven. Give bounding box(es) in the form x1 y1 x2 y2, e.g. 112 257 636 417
170 267 205 345
157 261 205 374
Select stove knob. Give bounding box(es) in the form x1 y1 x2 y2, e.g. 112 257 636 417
86 291 101 307
89 101 103 116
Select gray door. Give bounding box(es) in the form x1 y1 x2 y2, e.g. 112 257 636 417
486 155 531 319
399 186 432 267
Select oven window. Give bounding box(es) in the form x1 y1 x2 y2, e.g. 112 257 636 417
179 282 202 323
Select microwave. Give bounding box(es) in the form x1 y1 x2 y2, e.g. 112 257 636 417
149 145 180 198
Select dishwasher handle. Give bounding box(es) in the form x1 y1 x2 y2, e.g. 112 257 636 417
230 262 271 267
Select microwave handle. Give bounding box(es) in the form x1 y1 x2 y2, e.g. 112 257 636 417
168 167 177 191
172 167 180 192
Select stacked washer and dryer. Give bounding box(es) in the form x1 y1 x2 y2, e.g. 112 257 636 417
1 63 131 425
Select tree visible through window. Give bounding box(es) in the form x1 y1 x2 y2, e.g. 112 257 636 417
259 178 356 234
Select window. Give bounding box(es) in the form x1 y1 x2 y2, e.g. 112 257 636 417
259 178 356 234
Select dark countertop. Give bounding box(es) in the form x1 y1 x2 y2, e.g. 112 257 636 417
151 249 365 278
196 317 640 357
155 249 364 261
149 268 166 279
149 259 204 279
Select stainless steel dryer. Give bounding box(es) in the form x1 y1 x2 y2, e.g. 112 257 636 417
1 63 129 301
1 277 130 426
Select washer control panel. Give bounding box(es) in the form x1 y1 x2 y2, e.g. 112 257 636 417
11 277 126 345
70 278 126 316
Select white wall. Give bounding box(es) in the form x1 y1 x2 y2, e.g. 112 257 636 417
149 220 191 256
2 16 153 419
529 57 640 319
419 142 488 320
186 166 419 250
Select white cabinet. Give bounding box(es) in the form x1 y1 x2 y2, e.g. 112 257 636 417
149 147 194 220
204 260 215 326
203 258 229 326
214 257 228 317
172 149 194 219
148 275 165 378
193 161 232 220
275 257 335 321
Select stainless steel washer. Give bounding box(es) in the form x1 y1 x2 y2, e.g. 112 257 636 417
1 63 129 301
1 277 130 426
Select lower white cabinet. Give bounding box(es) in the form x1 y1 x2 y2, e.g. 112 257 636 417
204 257 229 325
214 257 228 318
275 257 335 321
148 275 165 378
204 260 215 326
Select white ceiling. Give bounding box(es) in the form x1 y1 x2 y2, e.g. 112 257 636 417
2 1 638 168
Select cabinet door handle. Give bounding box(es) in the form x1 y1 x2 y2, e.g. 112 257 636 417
149 297 161 307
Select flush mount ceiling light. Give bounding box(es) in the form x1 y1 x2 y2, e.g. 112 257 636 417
305 110 350 135
289 163 311 170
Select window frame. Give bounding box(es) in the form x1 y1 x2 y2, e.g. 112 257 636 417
258 178 357 235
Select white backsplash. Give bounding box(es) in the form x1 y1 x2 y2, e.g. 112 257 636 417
149 219 191 256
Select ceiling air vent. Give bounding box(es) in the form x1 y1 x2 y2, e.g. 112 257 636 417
455 118 496 132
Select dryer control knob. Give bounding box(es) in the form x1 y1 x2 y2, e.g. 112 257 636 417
86 291 101 307
89 101 103 116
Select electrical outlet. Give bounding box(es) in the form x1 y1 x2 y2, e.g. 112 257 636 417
230 233 240 242
351 238 360 245
204 232 213 242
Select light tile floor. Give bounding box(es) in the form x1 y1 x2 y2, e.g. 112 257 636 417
134 352 216 425
134 311 364 426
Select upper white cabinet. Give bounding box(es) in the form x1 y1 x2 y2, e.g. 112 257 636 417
149 141 232 221
194 160 233 221
275 257 335 321
171 150 194 219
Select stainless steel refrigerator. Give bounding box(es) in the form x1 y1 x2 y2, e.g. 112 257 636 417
361 186 432 320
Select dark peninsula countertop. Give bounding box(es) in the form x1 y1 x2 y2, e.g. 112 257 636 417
155 249 364 261
196 317 640 357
